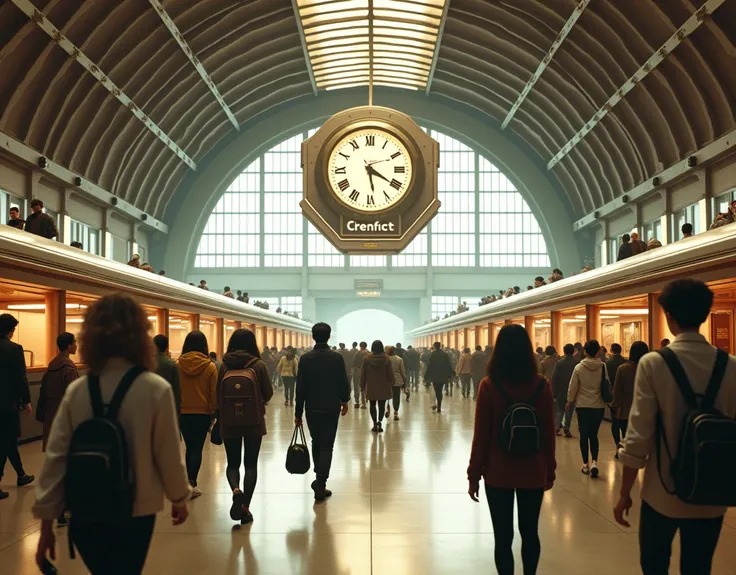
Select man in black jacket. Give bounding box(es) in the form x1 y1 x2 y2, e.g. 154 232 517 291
425 342 454 413
0 314 34 500
405 346 420 392
471 345 487 400
550 343 579 437
617 233 633 262
7 207 24 230
23 199 58 240
606 343 628 450
295 323 350 502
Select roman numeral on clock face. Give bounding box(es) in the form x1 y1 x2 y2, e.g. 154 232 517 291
365 135 375 146
349 140 359 150
349 189 359 201
338 179 350 191
383 191 391 202
367 195 375 206
339 152 350 160
394 166 405 173
335 166 346 174
390 152 401 159
390 179 402 190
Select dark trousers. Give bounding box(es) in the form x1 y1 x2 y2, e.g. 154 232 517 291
0 414 23 481
224 436 263 506
640 500 724 575
369 400 387 424
432 381 445 409
485 485 544 575
407 369 419 389
306 409 340 481
392 387 402 412
576 407 604 463
282 376 296 401
460 374 472 397
472 374 484 399
179 413 211 486
618 418 628 437
71 515 155 575
610 406 622 445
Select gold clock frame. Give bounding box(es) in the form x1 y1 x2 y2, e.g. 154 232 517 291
301 106 440 255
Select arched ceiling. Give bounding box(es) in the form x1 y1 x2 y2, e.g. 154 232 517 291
0 0 733 222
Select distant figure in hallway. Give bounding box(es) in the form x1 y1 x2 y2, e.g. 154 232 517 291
605 343 627 454
405 345 420 393
38 332 79 452
471 345 487 401
7 206 24 230
617 233 633 261
352 342 370 409
277 347 298 407
295 323 350 501
456 347 473 398
468 324 556 575
386 346 407 420
610 341 648 459
153 335 181 414
681 222 693 239
24 199 58 240
550 344 577 437
426 342 453 413
360 340 394 432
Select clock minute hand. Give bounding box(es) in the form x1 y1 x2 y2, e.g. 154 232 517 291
364 164 375 191
366 158 390 166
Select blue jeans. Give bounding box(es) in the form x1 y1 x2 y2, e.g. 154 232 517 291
556 402 574 430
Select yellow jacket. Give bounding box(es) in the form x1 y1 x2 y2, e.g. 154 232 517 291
177 352 218 415
277 355 298 377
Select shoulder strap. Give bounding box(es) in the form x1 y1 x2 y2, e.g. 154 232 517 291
87 374 104 418
529 378 545 404
493 380 513 406
703 349 729 409
600 363 608 383
656 348 698 410
107 366 147 420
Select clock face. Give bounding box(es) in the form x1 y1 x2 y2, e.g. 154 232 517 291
327 127 413 213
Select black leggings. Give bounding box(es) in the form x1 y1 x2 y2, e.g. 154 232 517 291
576 407 605 464
392 387 401 412
432 381 444 409
71 515 155 574
179 413 212 486
369 400 387 425
224 436 263 506
282 376 296 401
485 485 544 575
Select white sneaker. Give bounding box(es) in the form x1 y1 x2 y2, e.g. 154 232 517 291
190 487 203 499
581 463 590 475
590 461 599 478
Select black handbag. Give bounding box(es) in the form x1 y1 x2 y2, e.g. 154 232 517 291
600 364 613 404
285 424 310 475
210 418 223 445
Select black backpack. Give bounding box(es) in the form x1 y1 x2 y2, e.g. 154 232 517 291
656 347 736 506
496 379 545 456
65 367 145 523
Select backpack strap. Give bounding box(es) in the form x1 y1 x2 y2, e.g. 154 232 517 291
107 366 147 420
493 380 513 406
703 349 729 410
656 348 698 409
528 378 545 404
87 374 105 418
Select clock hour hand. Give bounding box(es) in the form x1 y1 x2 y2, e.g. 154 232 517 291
364 164 375 191
367 164 391 184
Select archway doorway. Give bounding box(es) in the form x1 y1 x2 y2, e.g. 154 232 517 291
336 309 404 347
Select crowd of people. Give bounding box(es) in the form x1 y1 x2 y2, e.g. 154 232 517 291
0 279 733 574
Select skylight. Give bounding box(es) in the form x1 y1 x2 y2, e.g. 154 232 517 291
295 0 447 92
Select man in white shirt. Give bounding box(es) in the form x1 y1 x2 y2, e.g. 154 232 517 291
614 279 736 574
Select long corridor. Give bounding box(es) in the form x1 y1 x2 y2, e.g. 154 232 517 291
2 384 736 574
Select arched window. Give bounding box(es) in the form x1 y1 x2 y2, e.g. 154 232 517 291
194 128 550 269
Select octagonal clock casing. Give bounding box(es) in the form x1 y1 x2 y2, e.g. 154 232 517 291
301 106 440 254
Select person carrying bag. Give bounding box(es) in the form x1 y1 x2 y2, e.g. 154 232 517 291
285 424 310 475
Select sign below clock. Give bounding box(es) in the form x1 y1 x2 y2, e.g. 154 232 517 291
301 106 440 254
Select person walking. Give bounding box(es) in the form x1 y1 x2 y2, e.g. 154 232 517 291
615 279 736 574
456 347 473 398
420 347 431 388
386 346 407 420
33 294 190 574
24 199 58 240
295 323 350 501
605 343 627 454
38 333 79 452
153 335 181 414
610 341 648 458
550 344 578 437
277 347 298 407
471 345 487 401
566 339 609 478
347 341 358 398
218 329 273 525
177 331 218 498
352 342 370 409
426 342 454 413
538 346 558 381
0 313 34 500
468 324 556 575
405 345 420 392
360 340 394 432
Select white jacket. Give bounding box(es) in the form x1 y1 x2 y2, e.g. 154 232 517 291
33 358 191 520
567 357 607 408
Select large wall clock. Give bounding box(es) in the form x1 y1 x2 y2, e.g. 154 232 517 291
301 106 440 254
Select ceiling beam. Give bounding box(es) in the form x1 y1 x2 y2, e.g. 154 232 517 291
10 0 197 170
425 0 451 95
148 0 239 130
290 0 318 96
572 128 736 231
501 0 589 130
547 0 726 171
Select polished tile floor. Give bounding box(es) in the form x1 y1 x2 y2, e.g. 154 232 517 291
2 384 736 574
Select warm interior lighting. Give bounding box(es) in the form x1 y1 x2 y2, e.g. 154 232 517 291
575 315 620 320
600 309 649 315
67 318 84 324
5 303 88 311
296 0 447 92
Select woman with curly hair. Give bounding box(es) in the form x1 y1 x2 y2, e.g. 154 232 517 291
33 293 190 575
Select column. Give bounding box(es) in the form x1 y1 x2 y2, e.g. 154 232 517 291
474 326 481 349
585 304 600 342
215 318 224 358
648 293 666 350
463 327 469 350
277 328 284 350
551 311 562 352
189 313 200 332
156 308 170 337
235 321 243 330
256 326 266 350
524 316 535 346
504 319 513 325
46 291 65 365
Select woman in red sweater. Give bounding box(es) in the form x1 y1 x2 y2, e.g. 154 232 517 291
467 324 556 575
